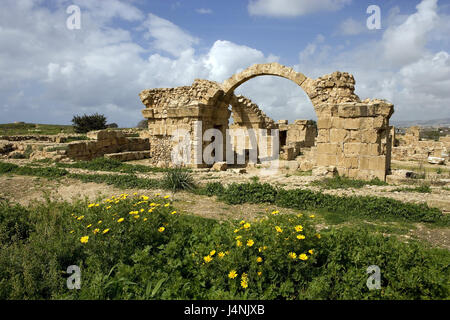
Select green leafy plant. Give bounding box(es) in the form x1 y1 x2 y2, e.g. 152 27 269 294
71 113 107 134
162 168 195 192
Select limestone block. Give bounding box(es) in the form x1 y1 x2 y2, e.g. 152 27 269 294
317 143 341 155
343 118 361 130
428 156 445 165
212 161 227 171
361 130 379 143
316 130 330 143
317 118 332 129
329 129 348 143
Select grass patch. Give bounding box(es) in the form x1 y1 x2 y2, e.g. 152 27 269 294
56 157 189 174
0 197 448 300
0 123 75 135
391 185 432 193
310 175 388 189
1 161 447 226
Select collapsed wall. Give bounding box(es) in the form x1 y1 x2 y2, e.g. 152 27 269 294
392 126 450 163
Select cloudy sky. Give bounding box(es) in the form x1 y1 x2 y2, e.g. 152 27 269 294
1 0 449 127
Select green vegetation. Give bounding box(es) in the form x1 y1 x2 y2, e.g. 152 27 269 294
0 123 75 135
392 185 432 193
65 135 89 143
161 168 196 192
0 196 448 299
310 175 388 189
0 161 447 225
71 113 107 134
56 157 189 174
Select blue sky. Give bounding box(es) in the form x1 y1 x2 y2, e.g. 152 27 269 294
1 0 449 127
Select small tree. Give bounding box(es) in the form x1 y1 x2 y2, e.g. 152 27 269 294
72 113 107 133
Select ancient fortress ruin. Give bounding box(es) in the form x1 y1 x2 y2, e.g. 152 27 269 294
139 63 394 181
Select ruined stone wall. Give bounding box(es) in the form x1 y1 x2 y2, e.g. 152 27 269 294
139 63 394 180
66 130 150 161
140 79 230 166
314 99 393 180
392 127 449 162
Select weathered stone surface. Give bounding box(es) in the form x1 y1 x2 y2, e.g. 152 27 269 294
428 156 445 165
139 62 395 181
212 161 227 171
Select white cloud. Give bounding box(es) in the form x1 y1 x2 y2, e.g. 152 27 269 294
196 8 212 14
204 40 268 81
382 0 439 66
337 18 367 36
294 0 450 122
248 0 352 17
142 13 199 57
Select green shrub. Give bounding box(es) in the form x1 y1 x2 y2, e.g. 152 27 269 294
392 185 432 193
311 176 388 189
71 113 107 134
162 169 195 192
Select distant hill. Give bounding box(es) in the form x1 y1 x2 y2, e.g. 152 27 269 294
391 118 450 128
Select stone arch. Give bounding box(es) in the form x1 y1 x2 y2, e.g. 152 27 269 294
221 62 313 104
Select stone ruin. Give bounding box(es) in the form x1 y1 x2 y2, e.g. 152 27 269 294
391 126 449 164
0 130 150 162
139 62 394 181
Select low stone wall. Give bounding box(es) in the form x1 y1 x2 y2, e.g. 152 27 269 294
67 130 150 161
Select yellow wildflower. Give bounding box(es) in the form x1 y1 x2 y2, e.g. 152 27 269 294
88 203 95 208
158 227 165 232
95 204 99 207
98 220 102 224
102 229 110 234
140 208 144 213
80 236 89 244
256 257 263 263
294 225 303 232
296 234 305 240
106 206 111 210
271 210 279 215
316 233 321 239
164 195 170 199
143 218 148 221
77 215 84 221
299 253 308 261
117 218 124 223
243 222 251 229
134 215 140 219
141 196 149 201
170 211 177 215
203 255 212 263
93 228 100 234
164 203 170 207
309 214 315 218
210 250 216 256
275 226 283 233
150 202 156 206
288 252 297 259
218 252 225 258
69 230 74 234
239 220 245 225
235 235 242 240
86 224 92 228
257 271 262 276
228 270 237 279
308 249 314 255
247 239 254 247
236 240 242 247
241 279 248 289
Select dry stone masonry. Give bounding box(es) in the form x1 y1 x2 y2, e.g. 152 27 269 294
140 62 394 181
